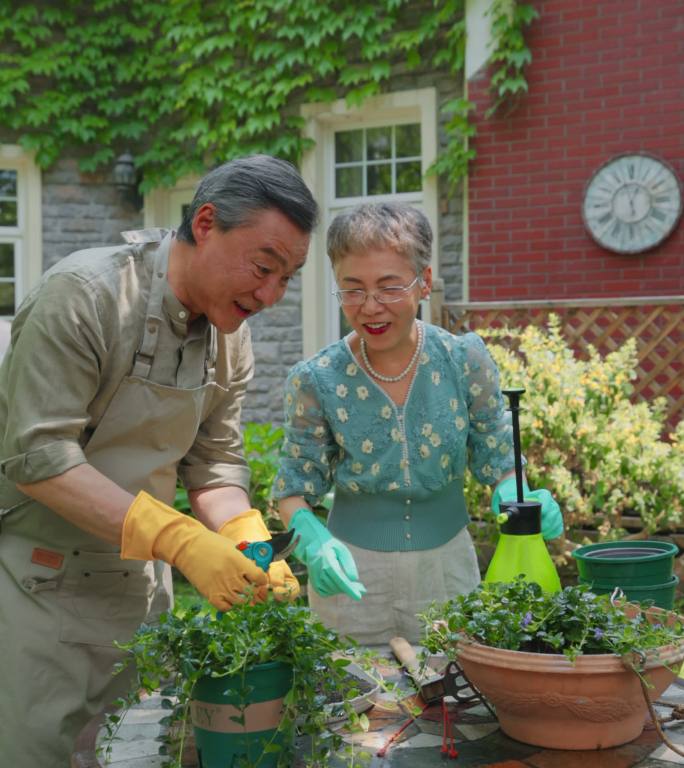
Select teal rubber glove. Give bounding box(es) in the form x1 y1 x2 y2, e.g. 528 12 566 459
288 508 367 601
491 476 564 540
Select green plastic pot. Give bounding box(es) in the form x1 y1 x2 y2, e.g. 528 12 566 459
191 660 293 768
572 540 678 587
579 574 679 610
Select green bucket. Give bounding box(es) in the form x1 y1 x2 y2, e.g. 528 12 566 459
579 574 679 610
572 540 678 587
191 660 293 768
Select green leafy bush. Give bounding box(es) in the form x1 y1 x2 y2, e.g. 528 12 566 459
465 316 684 541
243 421 285 519
421 577 684 662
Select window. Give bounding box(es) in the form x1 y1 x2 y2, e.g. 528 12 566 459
300 88 439 354
0 147 42 318
334 124 422 198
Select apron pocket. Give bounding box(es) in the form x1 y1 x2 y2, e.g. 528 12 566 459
58 552 156 647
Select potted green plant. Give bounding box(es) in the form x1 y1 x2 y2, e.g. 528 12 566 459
420 577 684 751
102 595 382 767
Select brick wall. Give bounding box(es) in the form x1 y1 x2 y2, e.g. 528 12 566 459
467 0 684 301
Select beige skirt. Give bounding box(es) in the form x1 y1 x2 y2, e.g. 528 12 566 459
308 527 481 645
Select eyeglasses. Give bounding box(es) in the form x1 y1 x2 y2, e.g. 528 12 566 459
333 275 421 306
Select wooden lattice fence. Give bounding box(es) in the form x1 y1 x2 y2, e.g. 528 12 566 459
441 296 684 432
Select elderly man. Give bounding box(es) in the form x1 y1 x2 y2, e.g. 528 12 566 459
0 154 317 767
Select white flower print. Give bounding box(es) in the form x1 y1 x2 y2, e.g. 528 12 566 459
440 454 450 469
421 423 433 437
388 482 399 491
356 386 369 400
391 428 402 442
476 422 487 432
290 444 301 458
488 395 498 409
277 477 285 491
295 402 304 417
430 433 442 448
499 443 511 454
285 392 293 407
493 467 502 481
464 362 470 376
381 405 392 419
431 371 441 385
346 363 358 376
486 435 497 449
400 458 408 469
371 463 380 476
348 481 360 492
470 382 482 397
419 352 430 365
318 355 331 368
455 416 466 431
292 376 301 390
303 461 313 473
420 444 430 458
485 367 494 381
449 398 459 412
321 453 329 465
334 432 345 446
337 407 349 422
361 439 373 454
482 463 493 477
304 481 315 494
314 426 325 438
336 384 348 398
351 462 363 474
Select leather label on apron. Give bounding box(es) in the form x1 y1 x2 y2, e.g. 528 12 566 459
31 547 64 570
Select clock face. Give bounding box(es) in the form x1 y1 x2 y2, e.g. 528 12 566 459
581 153 682 254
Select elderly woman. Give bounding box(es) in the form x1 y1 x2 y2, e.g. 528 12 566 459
274 202 562 644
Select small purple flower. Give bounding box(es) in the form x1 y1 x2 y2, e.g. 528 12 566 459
593 628 604 640
521 611 533 628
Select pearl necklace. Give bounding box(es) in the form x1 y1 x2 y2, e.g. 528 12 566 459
359 322 423 383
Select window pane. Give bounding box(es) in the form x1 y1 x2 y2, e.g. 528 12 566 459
367 163 392 196
396 160 422 193
0 201 17 227
0 170 17 198
395 124 421 157
366 127 392 161
335 130 363 163
0 283 14 315
0 243 14 277
335 166 363 198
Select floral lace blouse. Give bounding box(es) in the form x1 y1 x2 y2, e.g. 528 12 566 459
273 323 516 513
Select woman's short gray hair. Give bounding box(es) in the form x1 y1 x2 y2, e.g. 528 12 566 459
327 202 432 273
177 154 318 243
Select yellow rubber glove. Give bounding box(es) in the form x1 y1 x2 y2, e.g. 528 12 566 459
121 491 268 610
218 509 300 601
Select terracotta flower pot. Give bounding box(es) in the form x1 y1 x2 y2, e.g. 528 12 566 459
454 618 684 750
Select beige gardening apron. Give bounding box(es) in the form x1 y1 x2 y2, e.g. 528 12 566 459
0 231 227 768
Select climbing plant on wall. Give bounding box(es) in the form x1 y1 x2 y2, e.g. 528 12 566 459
0 0 537 191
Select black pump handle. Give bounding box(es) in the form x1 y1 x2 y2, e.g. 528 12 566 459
502 388 525 503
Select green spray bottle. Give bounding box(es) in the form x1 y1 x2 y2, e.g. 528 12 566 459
484 388 561 593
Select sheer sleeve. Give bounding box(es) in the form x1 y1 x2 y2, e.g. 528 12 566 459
462 333 516 485
272 362 338 506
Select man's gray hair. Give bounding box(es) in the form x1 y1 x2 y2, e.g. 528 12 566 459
177 154 318 242
327 202 432 273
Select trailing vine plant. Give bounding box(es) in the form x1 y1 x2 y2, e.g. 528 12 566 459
0 0 537 191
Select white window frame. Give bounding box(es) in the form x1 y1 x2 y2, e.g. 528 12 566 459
144 175 200 230
300 87 439 357
0 145 42 317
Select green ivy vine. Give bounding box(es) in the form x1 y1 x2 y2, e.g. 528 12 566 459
0 0 537 192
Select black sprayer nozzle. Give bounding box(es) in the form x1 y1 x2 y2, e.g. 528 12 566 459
502 388 526 503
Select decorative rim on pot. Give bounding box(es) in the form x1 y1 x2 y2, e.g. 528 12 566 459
572 540 678 563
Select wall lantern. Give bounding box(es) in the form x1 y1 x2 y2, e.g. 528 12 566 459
113 152 143 210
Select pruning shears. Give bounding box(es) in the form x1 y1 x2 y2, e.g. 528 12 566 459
236 528 299 572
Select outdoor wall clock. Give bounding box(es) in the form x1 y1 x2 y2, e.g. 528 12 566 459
581 152 683 254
